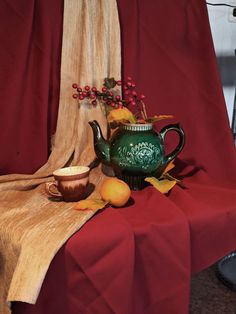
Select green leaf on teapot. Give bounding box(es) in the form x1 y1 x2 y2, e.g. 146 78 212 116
103 77 117 89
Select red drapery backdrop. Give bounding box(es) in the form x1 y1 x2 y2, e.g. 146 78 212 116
0 0 63 175
117 0 236 182
1 0 235 181
1 0 236 313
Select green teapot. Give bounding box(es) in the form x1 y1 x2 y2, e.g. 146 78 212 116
89 120 185 190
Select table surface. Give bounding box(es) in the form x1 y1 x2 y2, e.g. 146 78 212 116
12 169 236 314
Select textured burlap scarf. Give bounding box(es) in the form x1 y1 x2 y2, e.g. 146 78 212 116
0 1 121 313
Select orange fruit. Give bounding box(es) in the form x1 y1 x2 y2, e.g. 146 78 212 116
100 177 131 207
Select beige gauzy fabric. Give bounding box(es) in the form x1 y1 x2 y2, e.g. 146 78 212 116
0 1 121 313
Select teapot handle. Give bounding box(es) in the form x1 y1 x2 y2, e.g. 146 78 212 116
159 123 185 164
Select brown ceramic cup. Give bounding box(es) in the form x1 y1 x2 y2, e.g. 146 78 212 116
46 166 90 202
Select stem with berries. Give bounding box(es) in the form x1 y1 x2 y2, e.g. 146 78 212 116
72 77 149 123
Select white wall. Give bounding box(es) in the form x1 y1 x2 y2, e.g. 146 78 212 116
207 0 236 125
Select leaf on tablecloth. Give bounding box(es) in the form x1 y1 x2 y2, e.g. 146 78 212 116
163 160 175 174
162 172 181 183
145 177 177 194
74 199 108 211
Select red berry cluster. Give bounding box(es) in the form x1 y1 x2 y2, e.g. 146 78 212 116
72 77 147 119
72 79 122 108
121 77 146 119
122 76 145 106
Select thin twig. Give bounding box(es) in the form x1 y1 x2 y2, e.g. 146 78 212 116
141 100 148 120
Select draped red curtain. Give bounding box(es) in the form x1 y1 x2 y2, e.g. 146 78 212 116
7 1 236 314
1 0 235 182
0 0 63 175
117 0 236 182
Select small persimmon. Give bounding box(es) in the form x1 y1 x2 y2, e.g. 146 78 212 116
100 177 131 207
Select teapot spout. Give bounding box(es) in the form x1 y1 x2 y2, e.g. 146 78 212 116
88 120 110 165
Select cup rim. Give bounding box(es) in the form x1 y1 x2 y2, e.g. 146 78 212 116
53 166 90 177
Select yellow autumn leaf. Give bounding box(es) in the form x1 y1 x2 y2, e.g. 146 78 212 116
107 107 137 124
145 177 177 194
145 115 174 123
154 114 175 120
162 172 181 183
163 160 175 174
74 198 108 211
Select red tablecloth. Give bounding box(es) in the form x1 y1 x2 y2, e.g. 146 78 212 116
12 169 236 314
4 0 236 313
13 188 191 314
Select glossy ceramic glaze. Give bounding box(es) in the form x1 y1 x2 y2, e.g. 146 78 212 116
89 120 185 190
46 166 90 202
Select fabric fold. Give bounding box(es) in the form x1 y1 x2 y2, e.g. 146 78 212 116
0 1 121 313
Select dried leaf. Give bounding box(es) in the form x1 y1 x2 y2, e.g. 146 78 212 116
145 115 174 123
163 160 175 174
162 172 181 184
107 108 137 124
74 198 108 211
145 177 177 194
104 77 117 89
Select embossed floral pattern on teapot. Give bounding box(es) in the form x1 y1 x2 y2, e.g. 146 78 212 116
89 120 185 190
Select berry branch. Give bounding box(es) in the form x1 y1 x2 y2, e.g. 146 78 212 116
72 77 147 121
72 77 174 124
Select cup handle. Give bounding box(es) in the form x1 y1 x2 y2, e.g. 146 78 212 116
45 181 62 197
159 123 185 164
